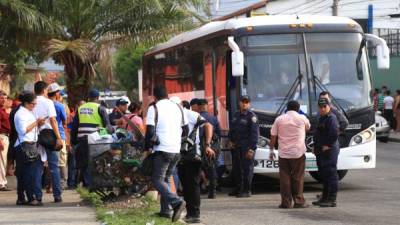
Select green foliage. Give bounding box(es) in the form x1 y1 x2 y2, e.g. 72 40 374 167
76 187 103 207
114 45 148 100
77 188 181 225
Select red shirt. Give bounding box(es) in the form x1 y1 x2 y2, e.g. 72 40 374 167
0 108 11 134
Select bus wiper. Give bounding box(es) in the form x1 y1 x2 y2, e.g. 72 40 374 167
355 38 366 80
276 57 303 116
310 58 348 118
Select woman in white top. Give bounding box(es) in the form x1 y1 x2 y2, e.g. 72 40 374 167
383 90 395 130
14 92 45 206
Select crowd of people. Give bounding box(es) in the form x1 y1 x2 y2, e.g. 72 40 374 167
373 85 400 132
0 81 353 223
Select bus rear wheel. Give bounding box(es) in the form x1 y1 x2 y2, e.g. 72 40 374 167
309 170 348 183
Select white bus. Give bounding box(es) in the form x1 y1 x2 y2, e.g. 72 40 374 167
142 15 390 181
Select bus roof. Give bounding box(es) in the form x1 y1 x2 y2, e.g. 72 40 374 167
145 15 361 57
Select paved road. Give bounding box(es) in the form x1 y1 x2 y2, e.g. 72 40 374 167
201 142 400 225
0 189 98 225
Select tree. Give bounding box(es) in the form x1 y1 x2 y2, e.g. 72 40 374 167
43 0 206 107
0 0 58 82
114 45 148 100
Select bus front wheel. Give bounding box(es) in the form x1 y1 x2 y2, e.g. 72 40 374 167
309 170 348 183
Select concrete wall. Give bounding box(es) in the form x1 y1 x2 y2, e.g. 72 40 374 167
370 56 400 92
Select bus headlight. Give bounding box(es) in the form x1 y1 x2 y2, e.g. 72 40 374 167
350 125 375 146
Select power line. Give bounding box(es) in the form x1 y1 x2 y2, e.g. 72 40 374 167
299 2 332 14
272 0 325 15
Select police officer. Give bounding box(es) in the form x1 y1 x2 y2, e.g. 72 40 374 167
312 98 340 207
319 91 348 132
71 89 113 187
228 95 259 198
198 99 221 199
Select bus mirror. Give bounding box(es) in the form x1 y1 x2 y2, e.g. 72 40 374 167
365 34 390 69
231 51 244 77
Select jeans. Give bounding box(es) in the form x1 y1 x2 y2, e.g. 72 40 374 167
178 161 202 217
29 158 44 201
46 149 62 198
67 146 77 187
76 138 91 187
151 151 182 214
15 145 43 202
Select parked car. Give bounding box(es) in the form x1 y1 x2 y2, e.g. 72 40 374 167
376 112 390 142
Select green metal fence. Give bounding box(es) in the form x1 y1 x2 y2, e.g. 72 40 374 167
370 56 400 92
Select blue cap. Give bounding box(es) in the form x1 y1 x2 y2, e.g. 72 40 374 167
89 89 100 98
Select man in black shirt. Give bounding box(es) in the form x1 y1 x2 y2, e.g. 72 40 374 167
109 98 129 126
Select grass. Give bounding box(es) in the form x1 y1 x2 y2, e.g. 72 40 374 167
77 188 182 225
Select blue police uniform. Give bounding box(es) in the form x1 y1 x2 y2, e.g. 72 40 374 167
228 109 259 197
200 110 221 198
314 111 339 206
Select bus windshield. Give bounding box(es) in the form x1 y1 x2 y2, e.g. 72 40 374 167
241 33 371 115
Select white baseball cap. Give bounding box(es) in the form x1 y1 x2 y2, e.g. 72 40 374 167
48 83 61 94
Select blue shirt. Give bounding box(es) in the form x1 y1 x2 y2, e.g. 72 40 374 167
228 110 259 151
54 101 67 140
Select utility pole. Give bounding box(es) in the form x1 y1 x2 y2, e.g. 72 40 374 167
332 0 339 16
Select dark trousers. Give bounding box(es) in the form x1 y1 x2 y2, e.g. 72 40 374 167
151 151 182 215
205 160 217 194
231 148 254 193
384 109 395 129
67 146 77 188
278 155 306 207
178 161 202 218
15 147 29 201
316 143 339 200
76 138 91 187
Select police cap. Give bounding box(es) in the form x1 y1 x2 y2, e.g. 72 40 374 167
240 95 251 102
318 98 329 107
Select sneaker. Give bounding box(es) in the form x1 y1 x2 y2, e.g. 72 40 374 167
208 193 216 199
236 192 251 198
278 204 291 209
29 200 43 206
312 199 322 206
54 197 63 203
172 201 186 222
294 204 310 208
16 200 28 205
228 191 238 197
185 216 201 224
0 186 11 191
319 200 337 207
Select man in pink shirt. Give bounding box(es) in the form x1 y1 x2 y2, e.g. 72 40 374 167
269 100 310 208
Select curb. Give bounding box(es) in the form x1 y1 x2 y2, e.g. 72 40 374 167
389 137 400 143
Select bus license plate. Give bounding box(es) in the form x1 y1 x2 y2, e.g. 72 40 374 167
257 160 279 168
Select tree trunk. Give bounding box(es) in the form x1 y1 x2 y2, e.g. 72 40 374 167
63 52 96 108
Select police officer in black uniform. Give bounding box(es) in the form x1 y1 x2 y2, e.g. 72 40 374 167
228 95 259 198
198 99 221 199
312 98 340 207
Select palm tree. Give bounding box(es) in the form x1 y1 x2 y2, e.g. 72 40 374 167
0 0 58 75
43 0 206 106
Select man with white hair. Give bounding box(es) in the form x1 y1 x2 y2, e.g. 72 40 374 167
170 96 215 224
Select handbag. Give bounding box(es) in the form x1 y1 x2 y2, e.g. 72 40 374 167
38 128 62 151
21 142 40 162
